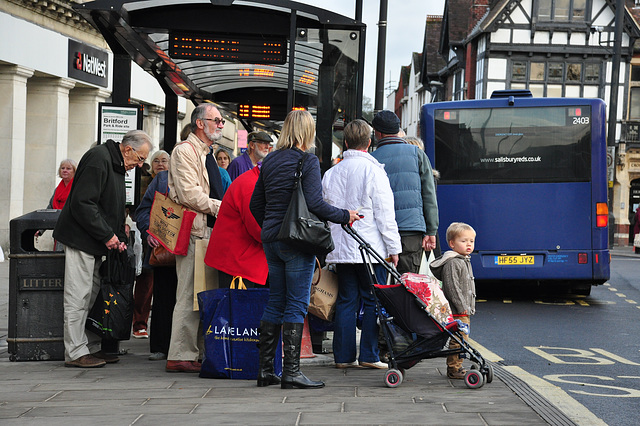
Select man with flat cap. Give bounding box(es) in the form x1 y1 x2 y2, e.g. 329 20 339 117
370 110 439 275
227 131 272 181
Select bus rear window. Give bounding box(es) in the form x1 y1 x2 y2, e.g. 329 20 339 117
434 106 591 183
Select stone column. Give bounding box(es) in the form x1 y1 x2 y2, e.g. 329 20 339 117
24 77 76 214
68 87 111 164
0 65 35 253
144 104 163 153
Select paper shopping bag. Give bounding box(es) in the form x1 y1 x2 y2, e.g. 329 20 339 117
148 191 196 256
308 265 339 321
194 238 219 310
198 282 281 380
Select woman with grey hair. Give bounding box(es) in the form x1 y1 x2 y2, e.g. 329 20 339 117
48 159 78 210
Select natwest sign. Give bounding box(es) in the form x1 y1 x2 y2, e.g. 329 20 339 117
68 39 109 87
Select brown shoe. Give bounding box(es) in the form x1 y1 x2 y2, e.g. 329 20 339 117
65 354 106 368
447 368 467 379
166 360 201 373
93 350 120 364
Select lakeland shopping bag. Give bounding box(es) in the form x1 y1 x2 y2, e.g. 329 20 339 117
198 278 281 379
148 191 196 256
85 250 136 340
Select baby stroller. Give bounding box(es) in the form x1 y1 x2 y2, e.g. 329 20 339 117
341 224 493 389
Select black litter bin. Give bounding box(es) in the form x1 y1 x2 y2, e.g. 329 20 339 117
8 209 65 361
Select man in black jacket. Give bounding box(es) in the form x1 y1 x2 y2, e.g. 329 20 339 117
54 130 152 368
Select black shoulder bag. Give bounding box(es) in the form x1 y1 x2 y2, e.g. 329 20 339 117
276 153 335 256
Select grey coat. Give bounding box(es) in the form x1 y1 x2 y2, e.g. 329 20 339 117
429 251 476 315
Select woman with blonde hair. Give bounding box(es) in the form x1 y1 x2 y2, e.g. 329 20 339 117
48 159 77 209
250 110 360 389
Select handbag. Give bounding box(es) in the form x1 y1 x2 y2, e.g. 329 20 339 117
148 191 197 256
308 261 339 321
276 153 334 256
149 245 176 266
198 277 281 379
85 250 136 340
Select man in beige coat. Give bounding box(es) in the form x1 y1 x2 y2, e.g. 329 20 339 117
166 104 224 372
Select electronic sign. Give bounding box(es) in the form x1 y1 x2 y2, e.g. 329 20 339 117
169 32 287 65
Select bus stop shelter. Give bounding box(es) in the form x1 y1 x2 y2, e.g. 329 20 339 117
75 0 366 166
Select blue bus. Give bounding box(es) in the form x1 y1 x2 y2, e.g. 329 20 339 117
420 91 610 294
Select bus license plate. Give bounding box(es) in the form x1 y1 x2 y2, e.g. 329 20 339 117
496 255 534 265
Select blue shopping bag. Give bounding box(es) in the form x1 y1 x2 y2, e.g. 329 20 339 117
198 278 282 379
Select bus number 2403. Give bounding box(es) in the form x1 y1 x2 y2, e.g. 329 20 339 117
573 116 590 125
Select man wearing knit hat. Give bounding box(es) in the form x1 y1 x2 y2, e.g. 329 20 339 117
227 131 272 181
370 110 439 275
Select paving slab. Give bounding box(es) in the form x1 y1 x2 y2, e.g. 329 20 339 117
0 259 566 425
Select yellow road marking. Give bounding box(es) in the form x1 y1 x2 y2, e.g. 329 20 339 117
626 299 637 304
468 338 503 363
503 299 512 304
608 287 617 291
576 300 589 306
616 293 626 298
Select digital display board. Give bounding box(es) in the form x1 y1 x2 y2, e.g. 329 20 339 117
238 104 289 120
169 32 287 64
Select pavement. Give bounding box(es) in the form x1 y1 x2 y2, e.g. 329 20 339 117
1 247 635 425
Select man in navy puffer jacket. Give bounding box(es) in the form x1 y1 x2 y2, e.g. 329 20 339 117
371 110 439 275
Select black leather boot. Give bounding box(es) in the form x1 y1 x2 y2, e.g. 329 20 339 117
257 321 281 387
281 322 324 389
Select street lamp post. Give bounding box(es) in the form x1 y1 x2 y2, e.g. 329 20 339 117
607 0 624 247
374 0 388 112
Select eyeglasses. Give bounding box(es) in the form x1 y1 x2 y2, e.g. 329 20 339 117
130 147 146 164
203 117 226 126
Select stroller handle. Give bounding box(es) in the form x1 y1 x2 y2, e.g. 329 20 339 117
341 224 403 283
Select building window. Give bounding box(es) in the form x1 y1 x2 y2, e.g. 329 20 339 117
629 66 640 120
512 62 527 81
538 0 588 22
548 63 564 82
453 70 464 100
531 62 545 81
508 59 601 97
585 64 600 82
567 63 582 81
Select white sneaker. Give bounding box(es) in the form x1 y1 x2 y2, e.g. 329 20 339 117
359 361 388 369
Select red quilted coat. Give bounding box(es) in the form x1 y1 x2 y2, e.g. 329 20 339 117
204 167 268 284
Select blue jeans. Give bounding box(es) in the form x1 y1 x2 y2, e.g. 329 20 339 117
261 241 316 324
333 263 385 364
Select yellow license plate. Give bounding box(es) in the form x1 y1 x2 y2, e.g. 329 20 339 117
496 255 534 265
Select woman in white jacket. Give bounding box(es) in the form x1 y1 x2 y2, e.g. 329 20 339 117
322 119 402 369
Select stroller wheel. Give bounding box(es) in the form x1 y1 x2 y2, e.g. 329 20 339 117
384 369 403 388
464 369 484 389
484 364 494 384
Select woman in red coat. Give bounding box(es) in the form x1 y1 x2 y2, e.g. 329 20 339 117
205 166 268 287
48 159 77 209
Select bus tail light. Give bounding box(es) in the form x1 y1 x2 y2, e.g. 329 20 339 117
595 253 599 264
578 253 588 264
596 203 608 227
